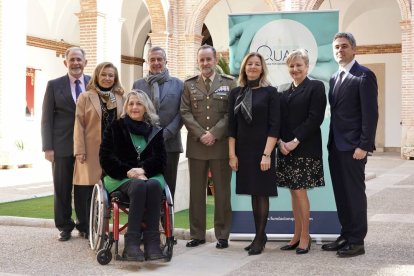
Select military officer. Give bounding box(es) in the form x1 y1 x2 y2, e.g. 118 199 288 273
181 44 237 249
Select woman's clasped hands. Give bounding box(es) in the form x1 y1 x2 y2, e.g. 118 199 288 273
127 168 147 180
279 139 299 156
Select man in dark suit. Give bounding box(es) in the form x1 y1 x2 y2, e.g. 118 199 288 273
41 47 90 241
323 32 378 257
132 46 183 200
181 45 237 249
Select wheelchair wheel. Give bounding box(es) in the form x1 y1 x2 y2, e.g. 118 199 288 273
163 238 174 262
89 181 109 251
97 249 112 265
160 185 174 261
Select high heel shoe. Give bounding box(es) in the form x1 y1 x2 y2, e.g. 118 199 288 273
244 243 252 251
248 236 267 256
280 240 300 251
244 235 267 251
296 237 312 254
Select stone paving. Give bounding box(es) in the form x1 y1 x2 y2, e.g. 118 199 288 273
0 152 413 275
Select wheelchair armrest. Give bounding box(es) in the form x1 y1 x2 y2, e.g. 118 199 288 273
110 191 129 205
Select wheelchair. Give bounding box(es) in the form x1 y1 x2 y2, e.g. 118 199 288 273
89 180 175 265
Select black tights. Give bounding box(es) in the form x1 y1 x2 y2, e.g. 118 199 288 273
251 195 269 244
116 179 162 234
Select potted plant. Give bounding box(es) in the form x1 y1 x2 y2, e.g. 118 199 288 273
14 139 32 168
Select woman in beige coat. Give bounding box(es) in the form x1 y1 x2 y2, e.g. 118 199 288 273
73 62 124 238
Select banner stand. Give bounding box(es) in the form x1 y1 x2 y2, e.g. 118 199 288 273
228 11 341 241
229 234 339 243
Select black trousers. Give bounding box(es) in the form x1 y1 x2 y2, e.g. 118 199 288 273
74 185 94 234
328 144 368 245
52 156 75 232
116 179 162 234
164 152 180 200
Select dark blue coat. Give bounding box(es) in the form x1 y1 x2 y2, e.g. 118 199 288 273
328 61 378 152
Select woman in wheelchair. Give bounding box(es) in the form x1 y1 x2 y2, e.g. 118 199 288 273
99 90 166 262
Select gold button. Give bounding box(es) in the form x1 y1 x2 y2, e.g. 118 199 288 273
207 116 210 120
207 106 210 109
206 96 210 100
206 127 210 130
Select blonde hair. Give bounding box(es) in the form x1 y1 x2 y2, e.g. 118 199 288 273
238 52 271 87
285 49 309 66
122 90 159 126
87 62 124 96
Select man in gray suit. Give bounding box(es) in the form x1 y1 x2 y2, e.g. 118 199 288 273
41 47 90 241
132 46 184 200
181 45 237 249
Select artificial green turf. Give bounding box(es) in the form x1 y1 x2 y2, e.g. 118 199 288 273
0 196 55 219
174 195 215 229
0 195 215 229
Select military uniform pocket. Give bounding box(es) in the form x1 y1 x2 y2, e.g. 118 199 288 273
190 93 204 112
213 93 228 112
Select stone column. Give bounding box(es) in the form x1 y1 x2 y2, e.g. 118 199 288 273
0 0 28 166
77 0 123 75
400 19 414 159
183 34 203 78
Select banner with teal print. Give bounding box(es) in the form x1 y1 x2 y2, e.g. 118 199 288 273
228 11 340 239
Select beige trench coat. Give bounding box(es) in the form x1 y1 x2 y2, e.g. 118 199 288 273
73 90 124 185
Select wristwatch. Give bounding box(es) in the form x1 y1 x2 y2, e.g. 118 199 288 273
293 138 299 143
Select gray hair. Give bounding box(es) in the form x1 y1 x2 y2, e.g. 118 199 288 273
147 46 167 61
286 49 309 66
333 32 357 48
197 44 217 57
121 90 159 126
65 47 86 59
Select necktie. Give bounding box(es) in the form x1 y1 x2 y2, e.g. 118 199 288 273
205 78 211 92
75 79 82 100
332 71 345 99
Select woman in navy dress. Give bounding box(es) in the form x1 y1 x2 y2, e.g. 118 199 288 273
228 52 280 255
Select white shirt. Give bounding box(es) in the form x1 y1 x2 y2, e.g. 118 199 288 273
68 74 86 102
338 59 356 79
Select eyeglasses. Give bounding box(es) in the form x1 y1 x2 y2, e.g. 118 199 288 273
100 73 115 79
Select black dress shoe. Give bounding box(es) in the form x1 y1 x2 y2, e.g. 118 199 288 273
321 237 347 251
216 239 228 249
186 239 206 247
248 242 265 256
296 238 311 255
248 237 267 256
58 231 72 241
280 240 300 251
337 244 365 257
245 235 267 251
78 231 88 239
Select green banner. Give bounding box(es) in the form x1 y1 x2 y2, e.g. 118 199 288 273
228 11 340 238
